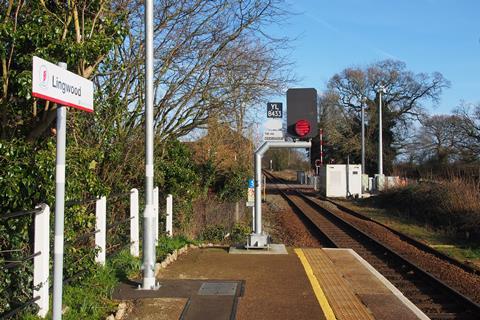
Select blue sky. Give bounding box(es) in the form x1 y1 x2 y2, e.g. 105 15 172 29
268 0 480 114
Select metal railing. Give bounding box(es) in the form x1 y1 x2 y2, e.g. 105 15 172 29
0 204 50 319
0 187 145 319
0 186 175 319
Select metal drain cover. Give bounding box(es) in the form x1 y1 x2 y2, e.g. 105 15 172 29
198 282 238 296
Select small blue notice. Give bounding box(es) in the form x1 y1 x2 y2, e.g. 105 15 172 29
248 179 254 188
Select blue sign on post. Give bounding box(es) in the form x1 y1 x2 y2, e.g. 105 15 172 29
247 179 255 206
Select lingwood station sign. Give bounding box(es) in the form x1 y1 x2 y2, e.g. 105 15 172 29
32 56 94 112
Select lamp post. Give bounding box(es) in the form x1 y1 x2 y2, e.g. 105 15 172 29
377 85 386 176
361 97 366 175
142 0 156 290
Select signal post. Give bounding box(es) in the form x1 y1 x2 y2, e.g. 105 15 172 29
247 88 318 249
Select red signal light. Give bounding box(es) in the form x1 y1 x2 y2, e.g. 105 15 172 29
295 119 311 137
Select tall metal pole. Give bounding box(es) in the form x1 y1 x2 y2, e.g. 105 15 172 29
361 98 366 174
320 128 323 165
378 86 385 175
142 0 156 290
254 152 262 234
52 62 67 320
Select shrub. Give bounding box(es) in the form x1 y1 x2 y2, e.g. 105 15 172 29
374 178 480 238
0 139 108 317
216 165 250 202
156 235 196 261
156 140 202 231
230 223 252 243
199 225 227 242
22 249 140 320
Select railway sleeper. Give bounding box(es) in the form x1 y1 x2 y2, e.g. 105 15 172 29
268 179 480 318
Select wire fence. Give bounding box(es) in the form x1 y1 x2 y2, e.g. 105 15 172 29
0 188 142 319
1 206 44 319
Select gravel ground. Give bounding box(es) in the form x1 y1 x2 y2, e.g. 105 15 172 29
263 193 322 247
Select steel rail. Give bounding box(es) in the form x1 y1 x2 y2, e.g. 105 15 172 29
106 216 134 231
64 190 133 207
311 193 480 275
298 191 480 312
69 229 100 245
264 171 480 319
265 170 480 275
65 196 98 207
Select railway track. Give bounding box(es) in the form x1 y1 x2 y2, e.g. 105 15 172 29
264 171 480 320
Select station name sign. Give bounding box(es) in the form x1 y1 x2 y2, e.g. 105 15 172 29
32 56 94 112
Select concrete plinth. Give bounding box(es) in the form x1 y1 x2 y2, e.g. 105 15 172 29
245 233 269 249
229 244 288 255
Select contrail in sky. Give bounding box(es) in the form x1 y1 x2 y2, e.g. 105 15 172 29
302 8 401 61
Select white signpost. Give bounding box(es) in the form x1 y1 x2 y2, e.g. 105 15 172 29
32 56 94 112
263 118 284 141
32 56 94 320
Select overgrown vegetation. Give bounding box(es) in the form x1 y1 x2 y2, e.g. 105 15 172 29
372 178 480 239
156 235 196 261
20 234 202 320
263 149 310 172
199 223 252 244
19 249 139 320
1 0 289 316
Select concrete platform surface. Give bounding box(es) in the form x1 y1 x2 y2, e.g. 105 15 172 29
129 247 325 320
114 247 428 320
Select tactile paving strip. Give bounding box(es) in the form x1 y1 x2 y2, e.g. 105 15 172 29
302 248 375 320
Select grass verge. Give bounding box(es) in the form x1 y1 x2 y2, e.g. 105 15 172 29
23 235 198 320
156 234 199 261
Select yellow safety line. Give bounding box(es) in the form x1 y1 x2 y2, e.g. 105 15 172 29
295 248 337 320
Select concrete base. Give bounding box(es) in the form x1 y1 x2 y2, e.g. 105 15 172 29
375 174 385 192
245 233 269 249
229 244 288 255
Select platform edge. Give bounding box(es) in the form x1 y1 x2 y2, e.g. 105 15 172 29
294 248 337 320
327 248 430 320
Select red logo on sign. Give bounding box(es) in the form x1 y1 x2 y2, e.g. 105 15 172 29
39 65 48 88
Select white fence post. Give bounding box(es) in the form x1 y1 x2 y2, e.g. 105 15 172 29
153 186 159 245
33 204 50 318
95 196 106 265
166 194 173 237
130 188 139 257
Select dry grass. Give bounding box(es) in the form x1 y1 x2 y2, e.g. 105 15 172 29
374 177 480 239
184 195 248 238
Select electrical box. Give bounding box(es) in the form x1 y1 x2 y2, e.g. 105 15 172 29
318 164 362 198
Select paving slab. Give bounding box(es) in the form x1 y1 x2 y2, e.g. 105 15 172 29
113 279 243 320
151 247 324 320
115 247 427 319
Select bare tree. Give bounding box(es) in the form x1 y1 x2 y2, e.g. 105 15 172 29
453 101 480 161
412 115 463 164
80 0 292 186
91 0 290 145
317 60 450 173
